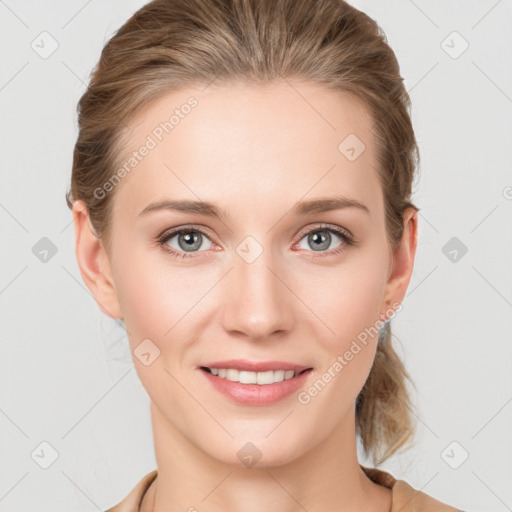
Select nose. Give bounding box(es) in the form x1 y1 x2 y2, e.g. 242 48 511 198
221 246 294 342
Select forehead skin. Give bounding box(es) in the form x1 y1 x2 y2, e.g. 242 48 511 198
108 79 384 254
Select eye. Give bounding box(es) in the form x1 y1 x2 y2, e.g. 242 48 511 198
158 227 214 258
157 223 355 260
294 224 354 257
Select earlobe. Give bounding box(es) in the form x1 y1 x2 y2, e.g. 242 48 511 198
72 200 123 319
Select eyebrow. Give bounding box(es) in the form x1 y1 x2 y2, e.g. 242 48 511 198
138 195 370 219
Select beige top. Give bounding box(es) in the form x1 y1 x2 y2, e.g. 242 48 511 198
105 465 463 511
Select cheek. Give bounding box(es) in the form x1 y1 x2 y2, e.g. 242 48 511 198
298 269 384 412
111 256 202 403
293 255 387 348
111 251 181 344
292 249 387 400
112 251 217 352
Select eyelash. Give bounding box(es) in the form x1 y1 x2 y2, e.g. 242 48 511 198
157 224 355 260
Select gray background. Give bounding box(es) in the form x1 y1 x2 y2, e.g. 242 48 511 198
1 1 511 511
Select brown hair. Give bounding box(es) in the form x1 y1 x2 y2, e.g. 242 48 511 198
66 0 420 465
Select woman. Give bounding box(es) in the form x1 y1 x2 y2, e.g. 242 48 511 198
66 0 463 510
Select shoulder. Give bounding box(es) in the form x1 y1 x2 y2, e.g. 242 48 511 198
104 470 157 512
360 465 465 512
391 478 464 511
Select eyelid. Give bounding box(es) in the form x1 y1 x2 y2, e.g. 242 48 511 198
156 224 216 256
158 224 215 241
293 222 353 244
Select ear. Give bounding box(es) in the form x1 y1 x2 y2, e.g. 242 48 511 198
72 200 123 319
380 208 419 321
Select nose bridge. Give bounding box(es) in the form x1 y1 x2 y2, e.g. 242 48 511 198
222 236 293 339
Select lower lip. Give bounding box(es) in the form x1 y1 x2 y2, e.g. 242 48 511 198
200 368 313 406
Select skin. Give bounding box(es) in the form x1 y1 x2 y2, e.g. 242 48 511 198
73 80 418 512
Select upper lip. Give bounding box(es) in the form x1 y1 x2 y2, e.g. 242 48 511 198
200 359 312 372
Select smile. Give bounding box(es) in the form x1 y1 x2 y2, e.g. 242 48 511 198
199 363 313 406
201 367 309 385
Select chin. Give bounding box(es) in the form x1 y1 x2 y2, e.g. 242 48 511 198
205 433 307 469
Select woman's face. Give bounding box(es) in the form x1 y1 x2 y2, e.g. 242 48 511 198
76 80 416 467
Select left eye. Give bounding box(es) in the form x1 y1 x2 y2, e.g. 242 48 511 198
296 227 348 252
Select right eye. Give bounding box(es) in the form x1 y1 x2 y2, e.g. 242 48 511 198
158 227 215 259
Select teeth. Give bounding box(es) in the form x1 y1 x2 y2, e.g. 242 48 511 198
207 368 300 384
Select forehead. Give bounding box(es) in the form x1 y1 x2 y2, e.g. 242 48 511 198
111 80 382 221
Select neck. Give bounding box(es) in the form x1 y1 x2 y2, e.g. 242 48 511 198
141 401 391 512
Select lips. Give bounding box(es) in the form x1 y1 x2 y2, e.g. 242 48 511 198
199 361 313 407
